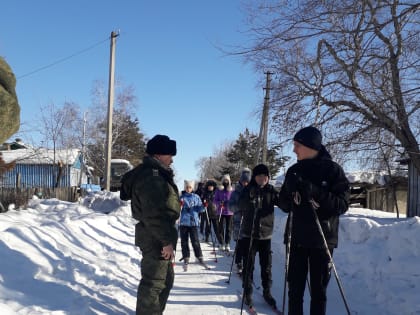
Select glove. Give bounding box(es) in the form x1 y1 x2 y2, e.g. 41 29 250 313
285 173 323 202
203 200 208 208
180 199 184 207
297 178 325 203
284 172 302 194
297 178 313 201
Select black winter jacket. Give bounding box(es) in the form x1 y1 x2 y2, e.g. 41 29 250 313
239 182 280 240
202 189 217 219
278 146 350 248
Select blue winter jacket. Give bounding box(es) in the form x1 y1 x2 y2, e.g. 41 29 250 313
179 192 205 227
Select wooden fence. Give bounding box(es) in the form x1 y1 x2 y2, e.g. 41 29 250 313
0 187 79 212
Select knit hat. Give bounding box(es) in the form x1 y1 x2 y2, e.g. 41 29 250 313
252 164 270 177
293 126 322 151
146 135 177 156
184 180 195 190
206 179 217 188
239 167 252 183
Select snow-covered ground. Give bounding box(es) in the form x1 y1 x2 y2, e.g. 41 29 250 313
0 191 419 315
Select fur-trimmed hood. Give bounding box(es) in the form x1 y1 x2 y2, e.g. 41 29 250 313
218 174 233 191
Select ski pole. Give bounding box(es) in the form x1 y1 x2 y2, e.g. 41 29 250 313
226 216 243 284
204 203 218 263
225 238 238 284
218 201 225 247
218 201 224 223
174 199 184 265
310 200 351 315
240 193 261 315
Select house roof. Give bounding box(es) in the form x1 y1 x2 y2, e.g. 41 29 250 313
0 148 81 165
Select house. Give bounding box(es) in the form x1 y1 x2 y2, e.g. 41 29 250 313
0 145 83 188
347 171 408 216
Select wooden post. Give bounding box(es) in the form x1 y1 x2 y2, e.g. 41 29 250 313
104 30 119 191
255 71 272 165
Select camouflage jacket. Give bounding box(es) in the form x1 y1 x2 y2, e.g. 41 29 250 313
122 155 180 249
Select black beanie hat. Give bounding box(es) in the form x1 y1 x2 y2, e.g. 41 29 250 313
293 126 322 151
252 164 270 177
206 179 217 188
146 135 177 156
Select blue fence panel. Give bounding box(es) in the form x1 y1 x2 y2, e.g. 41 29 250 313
0 164 77 188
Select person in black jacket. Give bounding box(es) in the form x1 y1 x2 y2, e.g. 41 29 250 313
229 167 251 274
239 164 280 309
278 126 350 315
201 179 224 246
194 182 207 239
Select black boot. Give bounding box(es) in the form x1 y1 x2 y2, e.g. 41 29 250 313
244 293 253 308
263 289 276 308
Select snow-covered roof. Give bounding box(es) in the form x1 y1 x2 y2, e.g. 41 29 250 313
111 158 132 165
1 148 80 165
346 170 407 185
346 171 386 185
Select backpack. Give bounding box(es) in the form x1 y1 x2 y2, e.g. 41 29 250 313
120 165 148 221
120 168 136 201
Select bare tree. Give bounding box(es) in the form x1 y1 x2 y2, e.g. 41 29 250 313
38 101 81 186
238 0 420 171
39 102 80 152
86 79 145 178
196 141 235 182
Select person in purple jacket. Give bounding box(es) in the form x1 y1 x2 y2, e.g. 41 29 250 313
214 174 233 252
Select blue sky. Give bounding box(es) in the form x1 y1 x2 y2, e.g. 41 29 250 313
1 1 267 185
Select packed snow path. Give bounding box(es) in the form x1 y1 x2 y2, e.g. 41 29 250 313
168 241 282 315
0 192 419 314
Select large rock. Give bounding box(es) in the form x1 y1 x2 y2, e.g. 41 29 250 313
0 57 20 143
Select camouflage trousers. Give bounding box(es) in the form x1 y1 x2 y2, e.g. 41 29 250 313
136 239 174 314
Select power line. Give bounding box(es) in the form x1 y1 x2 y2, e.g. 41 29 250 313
17 37 110 79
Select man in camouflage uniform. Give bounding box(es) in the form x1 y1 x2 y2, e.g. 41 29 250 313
121 134 180 315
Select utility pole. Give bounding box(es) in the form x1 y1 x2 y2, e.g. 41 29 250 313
255 71 272 165
78 111 87 187
104 31 119 191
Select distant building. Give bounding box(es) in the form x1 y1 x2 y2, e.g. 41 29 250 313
347 171 408 215
0 146 83 188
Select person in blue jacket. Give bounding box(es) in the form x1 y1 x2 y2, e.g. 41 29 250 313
179 180 205 265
